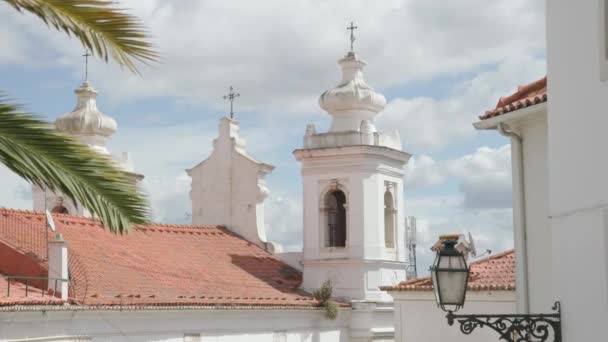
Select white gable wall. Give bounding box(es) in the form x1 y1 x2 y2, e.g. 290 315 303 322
187 117 274 249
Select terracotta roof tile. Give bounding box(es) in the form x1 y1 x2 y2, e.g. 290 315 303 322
480 76 547 120
0 208 316 308
381 249 514 292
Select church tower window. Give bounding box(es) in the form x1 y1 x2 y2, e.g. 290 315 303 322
384 186 396 248
325 190 347 247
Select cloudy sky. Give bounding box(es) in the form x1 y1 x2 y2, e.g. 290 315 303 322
0 0 546 274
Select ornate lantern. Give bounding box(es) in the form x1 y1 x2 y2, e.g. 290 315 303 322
429 236 562 342
430 238 469 312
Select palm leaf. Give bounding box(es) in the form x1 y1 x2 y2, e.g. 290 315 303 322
0 96 150 233
4 0 159 73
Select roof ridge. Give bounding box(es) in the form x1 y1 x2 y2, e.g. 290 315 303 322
480 76 547 120
495 77 547 109
139 223 222 230
0 207 44 216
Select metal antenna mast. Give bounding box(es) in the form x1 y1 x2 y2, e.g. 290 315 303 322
406 216 418 280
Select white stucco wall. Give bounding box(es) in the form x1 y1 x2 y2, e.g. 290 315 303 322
546 1 608 341
388 291 515 342
474 105 553 314
0 309 349 342
516 113 555 313
495 109 554 313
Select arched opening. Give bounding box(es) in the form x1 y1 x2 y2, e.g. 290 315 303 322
384 190 395 248
51 205 69 214
325 190 347 247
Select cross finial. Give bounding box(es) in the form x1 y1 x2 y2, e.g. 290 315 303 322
223 86 240 119
82 50 92 82
347 21 358 52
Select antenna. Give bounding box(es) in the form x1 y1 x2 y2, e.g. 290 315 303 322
405 216 418 280
45 209 56 232
467 232 492 260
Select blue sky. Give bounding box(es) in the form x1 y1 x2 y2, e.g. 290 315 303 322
0 0 547 273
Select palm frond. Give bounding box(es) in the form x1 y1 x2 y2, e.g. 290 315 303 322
0 96 150 233
4 0 159 73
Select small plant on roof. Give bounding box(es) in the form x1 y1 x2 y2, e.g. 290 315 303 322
313 279 339 319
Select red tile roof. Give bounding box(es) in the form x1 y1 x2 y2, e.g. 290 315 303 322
381 249 514 292
0 208 317 308
480 76 547 120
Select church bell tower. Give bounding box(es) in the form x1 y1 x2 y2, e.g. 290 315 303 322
294 35 411 302
32 54 142 215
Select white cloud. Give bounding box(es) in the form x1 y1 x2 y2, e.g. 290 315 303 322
403 144 514 273
143 173 191 224
265 194 303 251
447 145 512 208
0 0 545 115
377 54 546 150
404 155 445 188
406 144 512 207
0 0 539 267
0 165 31 210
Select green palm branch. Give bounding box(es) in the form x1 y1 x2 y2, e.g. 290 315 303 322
0 0 160 232
0 98 150 234
4 0 159 74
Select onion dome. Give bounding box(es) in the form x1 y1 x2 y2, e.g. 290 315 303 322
55 81 117 137
319 51 387 131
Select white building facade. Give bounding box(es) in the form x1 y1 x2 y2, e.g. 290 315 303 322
471 1 608 338
474 78 552 314
545 1 608 340
0 308 350 342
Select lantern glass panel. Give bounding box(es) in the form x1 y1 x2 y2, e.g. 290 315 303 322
437 254 468 306
431 253 440 304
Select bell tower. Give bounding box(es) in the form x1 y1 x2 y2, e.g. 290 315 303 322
294 45 411 301
32 80 142 215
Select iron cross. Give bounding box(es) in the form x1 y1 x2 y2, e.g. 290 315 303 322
347 21 358 51
223 86 240 119
82 50 91 82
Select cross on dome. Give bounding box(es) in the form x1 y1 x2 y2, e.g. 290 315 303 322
347 21 358 52
82 49 91 82
318 24 387 132
223 86 240 119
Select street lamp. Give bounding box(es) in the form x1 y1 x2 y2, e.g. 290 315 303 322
430 238 469 312
430 238 562 342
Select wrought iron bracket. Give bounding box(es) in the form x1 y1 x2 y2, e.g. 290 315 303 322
446 301 562 342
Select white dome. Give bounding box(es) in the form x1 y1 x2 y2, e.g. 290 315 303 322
319 52 386 126
55 81 117 137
